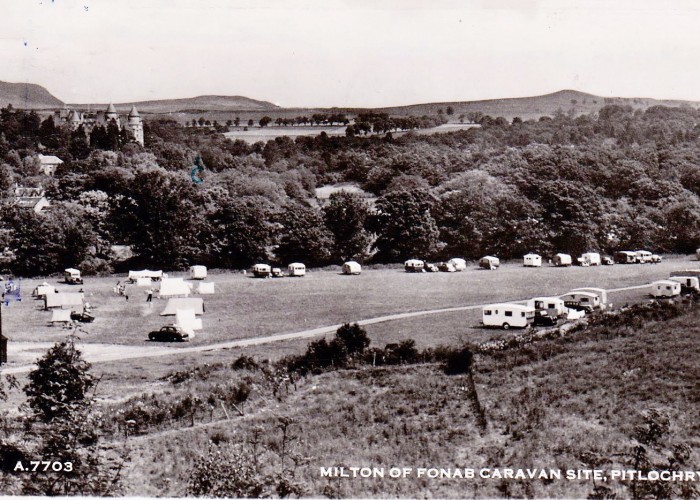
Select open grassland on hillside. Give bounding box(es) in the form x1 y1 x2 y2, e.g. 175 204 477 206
102 300 700 498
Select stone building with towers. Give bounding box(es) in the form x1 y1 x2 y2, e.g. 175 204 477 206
53 103 144 146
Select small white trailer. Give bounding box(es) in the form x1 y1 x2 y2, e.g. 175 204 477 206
404 259 425 273
342 261 362 275
448 258 467 271
559 291 601 313
635 250 653 263
650 280 681 298
287 263 306 277
668 276 700 293
253 264 271 278
577 252 601 266
479 256 500 270
523 253 542 267
571 287 609 310
552 253 572 267
482 303 535 329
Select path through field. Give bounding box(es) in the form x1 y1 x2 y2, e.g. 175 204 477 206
0 283 650 375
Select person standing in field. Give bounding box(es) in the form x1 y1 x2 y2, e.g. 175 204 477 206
146 289 153 302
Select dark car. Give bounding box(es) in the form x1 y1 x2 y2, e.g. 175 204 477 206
148 325 189 342
563 301 594 314
533 310 558 326
70 311 95 323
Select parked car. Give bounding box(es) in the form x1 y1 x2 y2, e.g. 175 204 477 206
271 267 285 278
533 310 558 327
651 254 662 263
437 262 457 272
148 325 189 342
425 263 439 272
70 311 94 323
602 256 615 265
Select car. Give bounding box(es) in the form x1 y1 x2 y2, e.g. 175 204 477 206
70 311 94 323
271 267 285 278
602 256 615 265
148 325 189 342
651 254 662 263
563 301 594 314
437 262 457 272
425 264 439 272
533 310 558 327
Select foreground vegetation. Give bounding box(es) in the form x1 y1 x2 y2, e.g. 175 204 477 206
2 103 700 276
4 299 696 497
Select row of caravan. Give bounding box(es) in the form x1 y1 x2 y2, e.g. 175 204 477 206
482 287 610 329
405 258 468 273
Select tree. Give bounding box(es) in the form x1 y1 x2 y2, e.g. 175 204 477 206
446 105 454 116
22 338 126 496
247 119 254 127
211 197 272 268
371 190 440 262
259 116 272 128
323 191 373 261
335 323 370 359
275 203 333 265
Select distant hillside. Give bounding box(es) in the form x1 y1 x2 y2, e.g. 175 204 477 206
0 80 64 109
371 90 700 121
71 95 280 114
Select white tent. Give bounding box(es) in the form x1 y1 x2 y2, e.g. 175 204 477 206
342 261 362 275
136 277 152 287
161 297 204 316
158 278 192 298
175 309 202 337
190 265 207 280
197 282 215 294
50 309 72 324
45 292 83 309
35 283 56 297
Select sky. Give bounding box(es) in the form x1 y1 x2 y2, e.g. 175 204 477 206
3 0 700 107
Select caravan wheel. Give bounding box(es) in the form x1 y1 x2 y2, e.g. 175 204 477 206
502 323 510 330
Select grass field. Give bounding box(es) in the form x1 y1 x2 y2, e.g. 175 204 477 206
3 256 695 369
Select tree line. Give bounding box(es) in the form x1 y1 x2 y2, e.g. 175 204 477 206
1 102 700 276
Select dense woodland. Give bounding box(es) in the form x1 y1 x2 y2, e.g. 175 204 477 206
1 103 700 276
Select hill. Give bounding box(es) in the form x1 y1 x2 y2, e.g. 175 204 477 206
0 80 64 109
370 89 700 121
70 95 280 114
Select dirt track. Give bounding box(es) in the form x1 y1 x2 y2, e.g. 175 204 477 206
0 283 650 375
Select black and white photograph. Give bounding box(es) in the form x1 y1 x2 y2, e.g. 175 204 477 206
1 0 700 498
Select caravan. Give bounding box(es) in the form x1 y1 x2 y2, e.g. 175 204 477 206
64 268 83 284
526 297 566 326
479 256 500 270
577 252 601 267
559 291 600 313
404 259 425 273
668 276 700 294
523 253 542 267
253 264 271 278
288 263 306 277
190 265 207 280
448 258 467 271
342 261 362 275
571 287 609 310
635 250 653 263
650 280 681 298
482 304 535 329
552 253 572 267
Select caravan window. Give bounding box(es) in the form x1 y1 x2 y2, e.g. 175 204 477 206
581 298 589 303
547 303 555 308
521 312 525 317
484 310 492 316
505 311 513 317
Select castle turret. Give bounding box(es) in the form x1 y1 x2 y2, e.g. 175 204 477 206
126 105 144 146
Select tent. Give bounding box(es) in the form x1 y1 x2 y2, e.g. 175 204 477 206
175 309 203 337
190 265 207 280
197 282 215 294
128 270 164 282
45 292 83 309
34 282 56 298
136 277 152 287
342 261 362 275
50 309 72 324
158 278 192 298
161 298 204 316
